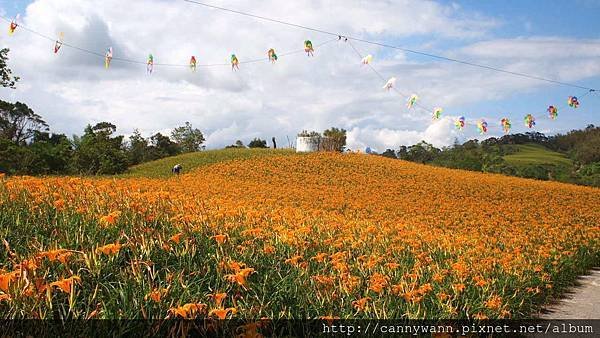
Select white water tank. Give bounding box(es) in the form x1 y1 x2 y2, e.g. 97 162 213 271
296 136 320 152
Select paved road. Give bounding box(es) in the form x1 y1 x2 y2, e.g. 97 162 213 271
539 268 600 319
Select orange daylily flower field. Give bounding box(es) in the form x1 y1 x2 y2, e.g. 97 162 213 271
0 152 599 320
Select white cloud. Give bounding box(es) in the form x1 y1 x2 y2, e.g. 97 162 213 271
0 0 598 151
347 116 464 152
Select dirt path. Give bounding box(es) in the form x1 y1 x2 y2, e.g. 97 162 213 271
538 268 600 319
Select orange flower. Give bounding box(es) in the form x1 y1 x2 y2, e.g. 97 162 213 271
312 275 335 287
368 273 389 294
15 259 38 272
209 307 237 319
385 262 401 269
311 253 328 263
285 255 303 266
241 228 262 237
417 283 433 295
38 249 72 264
473 313 489 320
432 273 444 283
23 278 47 297
453 283 465 293
0 293 11 302
0 271 20 292
437 292 449 301
225 268 255 288
99 211 121 227
209 292 227 308
96 243 122 256
263 245 276 254
49 276 81 293
145 288 167 302
211 234 228 244
484 295 503 310
53 199 65 210
352 297 371 312
168 303 207 319
169 233 183 244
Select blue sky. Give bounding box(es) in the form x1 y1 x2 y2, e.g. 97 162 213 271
0 0 598 150
472 0 600 38
455 0 600 135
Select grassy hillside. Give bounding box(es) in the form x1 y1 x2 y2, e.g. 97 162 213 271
504 144 572 167
124 148 297 178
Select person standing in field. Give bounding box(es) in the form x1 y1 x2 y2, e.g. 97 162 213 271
172 164 182 175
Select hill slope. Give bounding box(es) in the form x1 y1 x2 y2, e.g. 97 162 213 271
504 144 572 167
1 153 599 320
124 148 297 178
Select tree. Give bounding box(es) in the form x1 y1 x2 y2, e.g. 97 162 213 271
380 149 397 159
0 137 23 174
72 122 128 175
171 122 205 153
297 130 321 138
20 132 73 175
404 141 440 163
127 129 150 165
0 100 52 175
0 100 49 144
0 48 19 89
248 138 267 148
323 127 347 152
225 140 245 149
148 132 181 159
396 145 408 160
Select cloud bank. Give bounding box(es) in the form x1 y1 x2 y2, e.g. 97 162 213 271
1 0 599 151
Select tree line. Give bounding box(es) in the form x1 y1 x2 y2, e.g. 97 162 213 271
378 127 600 187
0 103 207 175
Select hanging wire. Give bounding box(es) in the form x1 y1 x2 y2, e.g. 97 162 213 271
0 14 337 68
345 39 435 117
183 0 597 92
2 10 596 136
463 88 594 133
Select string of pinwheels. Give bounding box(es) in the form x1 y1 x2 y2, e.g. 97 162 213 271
2 8 597 137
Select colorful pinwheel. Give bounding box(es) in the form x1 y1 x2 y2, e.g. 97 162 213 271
190 56 197 72
231 54 239 71
268 48 277 63
547 106 558 120
8 14 19 35
524 114 536 128
407 94 418 109
477 119 488 134
501 118 511 134
455 116 466 130
104 47 113 69
304 40 314 56
361 54 373 65
383 77 396 91
568 96 579 108
54 32 64 54
147 54 154 74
